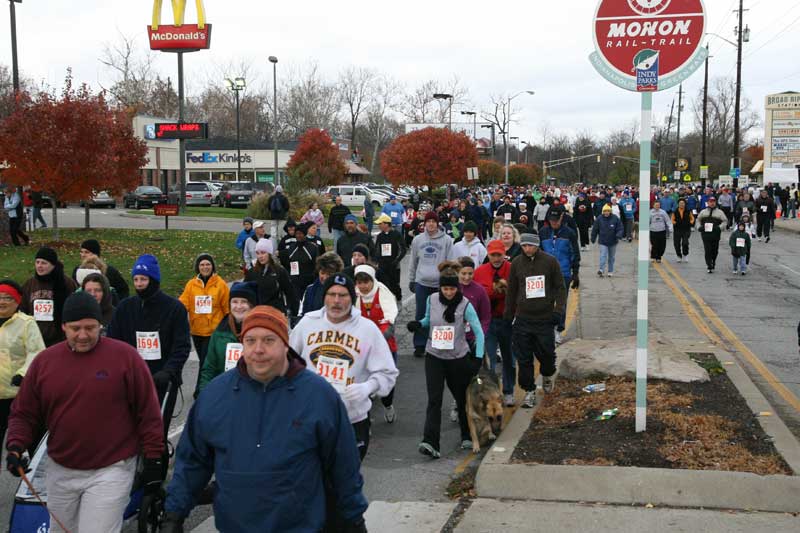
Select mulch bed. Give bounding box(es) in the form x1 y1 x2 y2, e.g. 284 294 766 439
510 353 792 475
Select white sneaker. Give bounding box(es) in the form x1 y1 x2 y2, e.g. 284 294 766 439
543 375 556 393
521 390 537 408
683 256 689 263
384 405 396 424
732 270 738 275
757 236 762 241
503 394 515 407
554 330 563 345
449 401 459 423
607 272 614 278
418 442 441 459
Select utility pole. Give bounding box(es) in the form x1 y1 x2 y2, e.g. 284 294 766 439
675 84 683 162
659 99 675 184
9 0 21 92
701 44 710 187
732 0 744 189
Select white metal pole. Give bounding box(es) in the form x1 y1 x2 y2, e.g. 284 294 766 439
636 91 652 433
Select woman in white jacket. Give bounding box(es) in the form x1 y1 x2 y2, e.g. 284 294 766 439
354 264 399 423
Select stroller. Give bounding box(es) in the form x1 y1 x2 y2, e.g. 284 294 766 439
9 381 179 533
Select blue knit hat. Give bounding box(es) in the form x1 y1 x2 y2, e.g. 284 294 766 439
344 214 358 224
132 254 161 282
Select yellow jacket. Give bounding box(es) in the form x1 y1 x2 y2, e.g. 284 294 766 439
179 274 230 337
0 312 46 399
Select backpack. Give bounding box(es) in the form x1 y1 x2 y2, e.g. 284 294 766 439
270 194 282 212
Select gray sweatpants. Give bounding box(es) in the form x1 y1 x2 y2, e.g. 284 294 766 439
45 456 136 533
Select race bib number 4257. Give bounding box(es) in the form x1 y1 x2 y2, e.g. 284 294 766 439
33 299 54 322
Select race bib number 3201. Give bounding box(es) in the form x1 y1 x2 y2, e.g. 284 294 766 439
136 332 161 361
431 325 455 350
525 275 546 299
316 356 349 393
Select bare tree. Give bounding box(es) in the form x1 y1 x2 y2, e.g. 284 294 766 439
280 62 342 140
360 75 403 175
99 32 156 111
402 76 470 124
480 94 520 163
338 66 378 150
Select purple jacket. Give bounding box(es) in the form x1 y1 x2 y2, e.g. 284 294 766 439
460 281 491 340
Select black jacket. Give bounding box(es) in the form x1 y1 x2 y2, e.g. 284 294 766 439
374 228 406 268
244 262 299 316
328 204 352 231
335 230 374 268
107 290 191 382
268 192 290 219
280 240 319 289
72 263 129 300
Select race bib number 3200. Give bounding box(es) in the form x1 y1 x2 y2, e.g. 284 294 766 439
316 356 349 393
431 325 455 350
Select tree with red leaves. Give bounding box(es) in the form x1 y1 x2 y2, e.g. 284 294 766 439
478 159 503 186
286 128 348 190
381 127 478 187
508 163 543 186
0 72 147 235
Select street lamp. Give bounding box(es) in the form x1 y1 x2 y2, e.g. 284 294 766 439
461 110 477 140
510 136 519 165
504 90 535 185
481 124 496 167
433 93 453 129
225 76 246 181
269 55 279 190
521 141 530 164
9 0 22 92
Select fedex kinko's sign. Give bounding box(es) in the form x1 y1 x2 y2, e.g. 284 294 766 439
589 0 707 92
148 0 212 51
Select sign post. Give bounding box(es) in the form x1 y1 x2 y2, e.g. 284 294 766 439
154 203 179 231
590 0 706 433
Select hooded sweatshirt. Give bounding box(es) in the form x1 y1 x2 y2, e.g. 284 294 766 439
452 237 487 266
409 229 454 288
289 306 399 424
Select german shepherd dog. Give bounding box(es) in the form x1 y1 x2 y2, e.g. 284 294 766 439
466 367 504 453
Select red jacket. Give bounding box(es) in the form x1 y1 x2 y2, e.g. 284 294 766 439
474 260 511 319
7 337 164 469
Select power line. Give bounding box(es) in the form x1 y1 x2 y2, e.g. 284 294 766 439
744 12 800 58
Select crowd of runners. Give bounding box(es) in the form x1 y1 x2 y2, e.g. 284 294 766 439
0 179 795 531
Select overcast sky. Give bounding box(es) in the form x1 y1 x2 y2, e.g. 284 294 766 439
2 0 798 144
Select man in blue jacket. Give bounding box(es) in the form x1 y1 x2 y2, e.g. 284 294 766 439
161 306 368 532
591 205 624 277
539 211 580 344
618 191 637 242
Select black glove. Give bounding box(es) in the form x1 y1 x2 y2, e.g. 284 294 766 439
10 374 22 387
159 512 185 533
152 370 172 391
141 457 165 495
407 321 422 333
6 445 29 477
408 282 416 294
551 312 563 327
571 273 580 289
341 518 368 533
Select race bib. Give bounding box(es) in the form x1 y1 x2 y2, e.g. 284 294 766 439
504 212 512 221
704 223 713 232
625 204 632 212
761 205 768 212
224 342 243 372
194 295 212 315
33 299 54 322
692 209 697 215
316 356 349 393
290 261 300 276
431 326 455 350
136 332 161 361
391 211 399 219
525 275 546 299
736 238 745 248
381 243 392 257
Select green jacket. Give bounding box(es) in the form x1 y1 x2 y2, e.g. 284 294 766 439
198 315 241 391
728 230 751 257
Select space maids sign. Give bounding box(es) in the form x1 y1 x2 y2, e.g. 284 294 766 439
590 0 707 92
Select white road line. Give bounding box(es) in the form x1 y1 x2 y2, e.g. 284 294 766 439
778 264 800 276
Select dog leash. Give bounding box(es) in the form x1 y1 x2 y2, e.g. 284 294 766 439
18 466 73 533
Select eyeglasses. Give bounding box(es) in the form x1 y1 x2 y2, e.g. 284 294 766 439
0 296 16 303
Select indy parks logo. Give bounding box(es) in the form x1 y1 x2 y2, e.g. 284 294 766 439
634 49 659 91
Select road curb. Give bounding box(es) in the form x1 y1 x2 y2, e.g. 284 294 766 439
775 220 800 235
474 348 800 513
119 212 240 223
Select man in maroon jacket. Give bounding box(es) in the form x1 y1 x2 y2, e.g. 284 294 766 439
6 291 164 533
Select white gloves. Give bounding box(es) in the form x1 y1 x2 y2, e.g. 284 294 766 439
343 381 376 405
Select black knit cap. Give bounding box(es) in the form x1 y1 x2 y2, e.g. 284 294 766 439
80 239 101 256
35 247 59 266
194 253 216 274
322 273 356 303
440 275 459 288
352 243 370 260
62 291 103 323
229 281 258 307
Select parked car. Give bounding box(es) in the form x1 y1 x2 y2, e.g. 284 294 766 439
323 185 385 209
124 186 167 209
219 181 255 208
182 181 215 206
209 181 225 205
80 191 116 208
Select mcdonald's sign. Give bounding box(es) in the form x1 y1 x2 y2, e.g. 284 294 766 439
147 0 212 51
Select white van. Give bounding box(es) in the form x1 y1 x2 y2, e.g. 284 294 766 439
324 185 388 208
